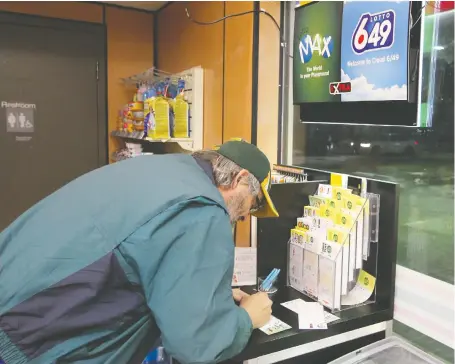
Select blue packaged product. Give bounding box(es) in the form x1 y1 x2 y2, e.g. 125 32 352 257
144 85 157 138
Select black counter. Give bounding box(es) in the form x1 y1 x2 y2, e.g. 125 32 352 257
231 286 392 362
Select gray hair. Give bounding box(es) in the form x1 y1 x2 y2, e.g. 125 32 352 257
192 150 261 195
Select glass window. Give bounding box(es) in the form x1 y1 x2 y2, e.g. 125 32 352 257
283 2 453 362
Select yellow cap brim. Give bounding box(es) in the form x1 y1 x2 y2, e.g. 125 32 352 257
251 178 279 218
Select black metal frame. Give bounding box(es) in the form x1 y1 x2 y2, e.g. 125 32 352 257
277 1 286 164
250 2 260 146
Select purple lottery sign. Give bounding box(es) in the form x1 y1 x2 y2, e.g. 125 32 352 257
351 9 395 55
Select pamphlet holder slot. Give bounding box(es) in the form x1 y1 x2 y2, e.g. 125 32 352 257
256 180 327 287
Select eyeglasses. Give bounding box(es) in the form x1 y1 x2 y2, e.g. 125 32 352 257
250 194 265 213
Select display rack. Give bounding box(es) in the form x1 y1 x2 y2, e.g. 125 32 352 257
256 165 398 316
112 66 204 155
287 187 380 313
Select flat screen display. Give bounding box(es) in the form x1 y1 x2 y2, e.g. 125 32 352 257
293 1 411 103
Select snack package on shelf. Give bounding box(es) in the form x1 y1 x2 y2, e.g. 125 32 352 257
154 82 171 139
172 79 190 138
111 144 153 163
128 98 144 133
116 73 194 141
144 84 157 138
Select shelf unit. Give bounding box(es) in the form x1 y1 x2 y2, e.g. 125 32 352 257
111 130 195 151
111 66 204 154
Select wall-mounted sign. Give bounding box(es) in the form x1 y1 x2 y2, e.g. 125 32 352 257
2 101 35 133
293 1 410 103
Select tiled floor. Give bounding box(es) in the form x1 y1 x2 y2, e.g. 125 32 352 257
393 321 454 363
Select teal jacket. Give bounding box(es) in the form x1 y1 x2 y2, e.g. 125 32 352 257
0 155 252 364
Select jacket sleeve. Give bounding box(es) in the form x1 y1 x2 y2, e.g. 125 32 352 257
121 203 253 364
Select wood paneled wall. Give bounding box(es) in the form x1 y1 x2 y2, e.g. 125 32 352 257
223 1 255 247
156 1 224 148
0 2 154 158
0 1 103 23
105 7 154 157
2 1 281 247
156 1 281 247
223 1 254 143
257 1 281 165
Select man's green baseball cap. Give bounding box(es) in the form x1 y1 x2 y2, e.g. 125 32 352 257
214 138 279 218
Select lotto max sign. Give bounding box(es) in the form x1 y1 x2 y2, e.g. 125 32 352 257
299 34 334 64
351 9 395 54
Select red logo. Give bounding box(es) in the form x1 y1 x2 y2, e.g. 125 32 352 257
329 82 352 95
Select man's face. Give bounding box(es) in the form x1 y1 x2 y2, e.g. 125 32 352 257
224 170 264 224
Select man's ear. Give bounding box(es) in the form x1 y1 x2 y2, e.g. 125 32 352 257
232 169 249 189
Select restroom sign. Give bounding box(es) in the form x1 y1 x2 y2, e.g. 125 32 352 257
2 101 35 133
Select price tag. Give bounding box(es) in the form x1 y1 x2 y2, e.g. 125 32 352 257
352 9 395 54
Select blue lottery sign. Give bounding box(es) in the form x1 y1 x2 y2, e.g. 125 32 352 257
352 9 396 55
340 1 409 102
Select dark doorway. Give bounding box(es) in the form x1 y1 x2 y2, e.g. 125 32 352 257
0 12 107 230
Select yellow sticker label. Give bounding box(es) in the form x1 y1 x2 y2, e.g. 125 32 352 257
327 228 348 245
335 212 354 229
332 186 352 201
358 270 376 292
327 198 342 209
319 205 338 220
344 194 367 211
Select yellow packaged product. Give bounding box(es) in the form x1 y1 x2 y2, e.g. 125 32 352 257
153 90 171 139
172 79 190 138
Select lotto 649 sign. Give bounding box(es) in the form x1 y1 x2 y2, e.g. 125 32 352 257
352 9 395 54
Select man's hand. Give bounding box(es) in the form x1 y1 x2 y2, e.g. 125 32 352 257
240 292 272 329
232 288 250 303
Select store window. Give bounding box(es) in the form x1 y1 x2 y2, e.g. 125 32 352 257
282 2 454 362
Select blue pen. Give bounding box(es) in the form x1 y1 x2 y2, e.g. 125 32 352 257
268 269 280 290
261 268 278 291
260 269 276 291
264 269 280 291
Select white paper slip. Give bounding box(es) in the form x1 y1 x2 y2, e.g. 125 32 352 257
341 269 376 306
304 231 324 254
326 229 349 296
324 311 340 324
232 247 257 286
289 243 305 292
281 298 307 313
318 241 342 310
281 299 340 329
259 316 292 335
298 302 326 330
302 249 318 298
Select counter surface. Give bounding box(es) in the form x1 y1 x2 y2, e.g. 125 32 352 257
233 286 391 362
